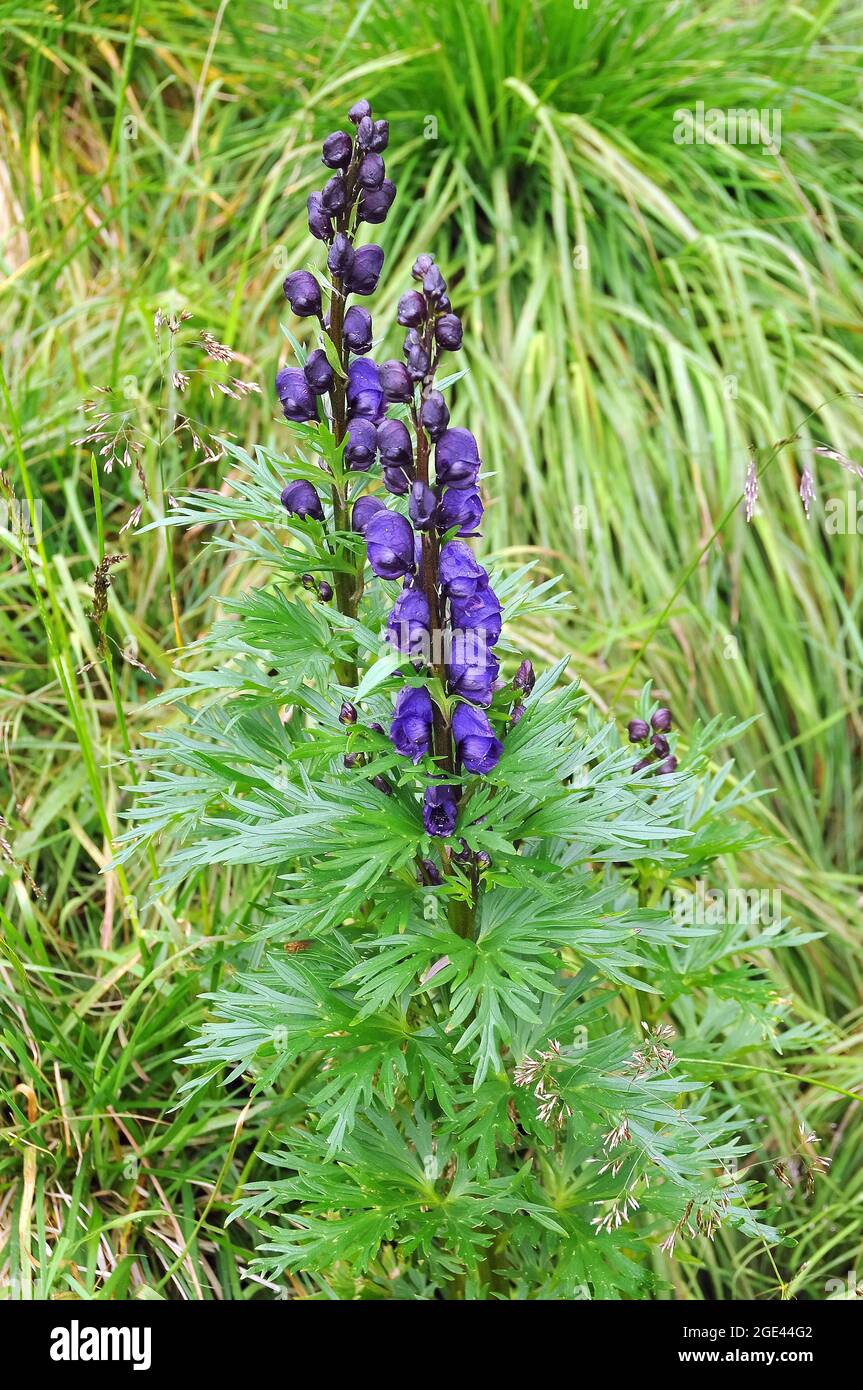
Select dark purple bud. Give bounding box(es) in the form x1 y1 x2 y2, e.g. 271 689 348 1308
303 348 334 395
390 686 433 764
435 428 481 489
356 115 374 150
446 635 500 707
346 357 385 421
386 587 430 656
300 572 317 591
437 486 483 537
372 774 393 796
449 576 501 644
453 703 504 775
358 180 396 225
280 479 323 520
351 493 386 534
627 719 650 743
397 291 427 327
377 418 413 470
510 703 526 725
283 270 322 318
322 131 352 168
513 659 535 695
369 721 385 735
307 192 332 241
318 580 333 602
423 265 447 301
452 837 472 863
343 305 373 354
276 367 317 422
409 480 437 531
405 342 430 382
346 244 384 295
365 508 416 580
439 539 486 599
369 119 389 152
632 756 653 773
381 466 409 496
348 99 371 125
651 734 670 757
475 850 491 871
379 359 414 403
321 175 348 214
412 253 435 282
423 784 458 838
420 391 450 441
417 858 443 886
327 233 355 278
339 701 358 725
343 751 365 769
434 313 463 351
651 707 673 733
654 756 678 775
344 417 378 471
357 152 385 189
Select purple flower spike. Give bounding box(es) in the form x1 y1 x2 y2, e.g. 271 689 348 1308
351 493 386 534
346 244 384 295
438 539 486 599
346 357 385 421
358 180 396 225
343 306 373 354
449 576 502 644
276 367 317 422
386 588 430 656
453 704 503 775
435 428 481 489
437 486 483 537
344 417 378 471
280 479 324 521
423 784 458 838
365 508 416 580
390 686 433 764
283 270 322 318
377 419 413 470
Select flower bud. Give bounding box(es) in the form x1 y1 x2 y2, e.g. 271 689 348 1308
510 703 526 725
651 734 670 757
475 851 491 871
379 359 413 402
397 291 427 327
434 313 463 351
321 175 348 214
405 342 430 381
301 572 316 590
283 270 322 317
632 755 652 773
627 719 650 743
654 756 678 775
651 707 673 733
343 305 373 353
417 858 443 886
322 131 352 168
346 243 384 295
369 119 389 152
513 659 535 695
348 99 371 125
420 391 450 440
303 348 334 395
423 265 447 301
412 253 435 282
357 152 385 189
318 580 333 602
409 480 437 531
327 233 355 278
371 774 393 796
307 192 332 241
275 368 317 422
343 751 365 769
358 180 396 224
339 701 358 726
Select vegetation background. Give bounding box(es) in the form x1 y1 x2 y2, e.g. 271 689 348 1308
0 0 861 1300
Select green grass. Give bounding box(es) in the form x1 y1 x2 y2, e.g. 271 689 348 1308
1 0 861 1299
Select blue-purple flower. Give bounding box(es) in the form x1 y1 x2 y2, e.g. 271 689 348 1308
345 417 378 470
446 634 500 707
283 271 321 318
439 540 486 599
377 419 413 470
386 588 430 655
449 576 502 644
420 392 450 441
303 348 334 395
453 704 503 774
365 508 416 580
322 130 352 169
423 784 458 838
390 686 433 764
436 428 481 489
347 358 386 421
343 305 373 354
358 181 396 225
280 480 324 521
437 487 483 537
351 493 386 534
276 367 317 423
346 244 384 295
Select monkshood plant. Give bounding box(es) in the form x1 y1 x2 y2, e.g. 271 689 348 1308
122 100 814 1300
